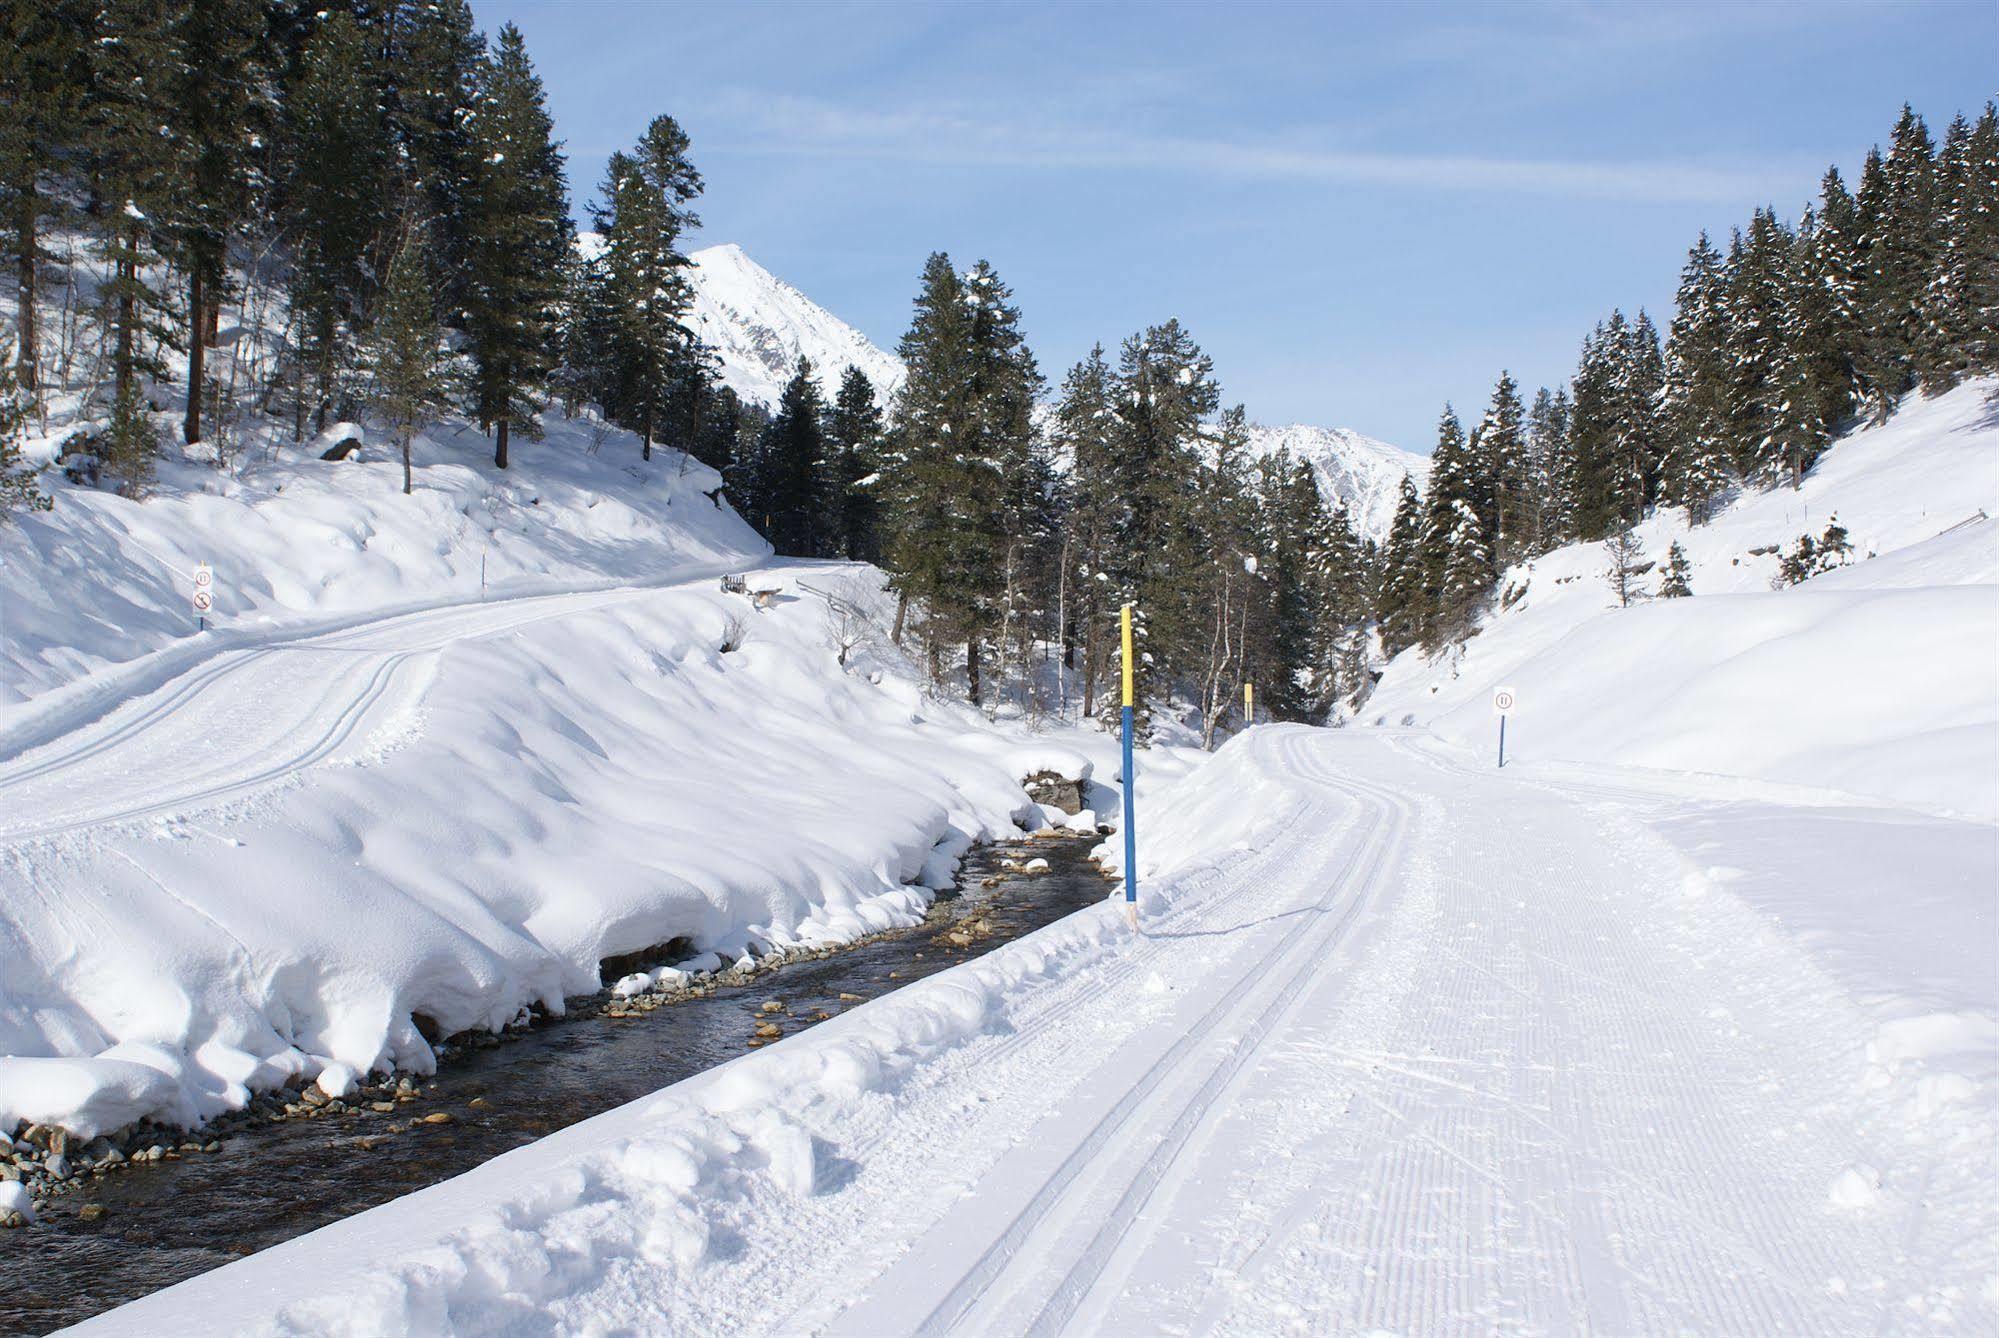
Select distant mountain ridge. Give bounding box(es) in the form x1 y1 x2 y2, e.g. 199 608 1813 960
682 243 1426 540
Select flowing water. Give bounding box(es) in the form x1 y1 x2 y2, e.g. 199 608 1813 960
0 833 1112 1336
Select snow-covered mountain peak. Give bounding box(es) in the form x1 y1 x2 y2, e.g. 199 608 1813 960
684 243 906 410
1243 422 1429 543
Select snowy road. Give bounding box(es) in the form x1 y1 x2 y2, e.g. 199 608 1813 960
86 725 1991 1336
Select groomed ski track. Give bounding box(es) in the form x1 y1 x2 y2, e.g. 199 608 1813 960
73 726 1976 1337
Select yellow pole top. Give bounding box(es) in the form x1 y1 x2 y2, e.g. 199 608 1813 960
1244 681 1253 721
1120 604 1135 708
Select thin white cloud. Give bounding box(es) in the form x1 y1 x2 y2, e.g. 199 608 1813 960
701 93 1802 205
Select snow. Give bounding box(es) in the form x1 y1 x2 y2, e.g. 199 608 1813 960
0 406 1129 1142
80 727 1996 1335
1239 421 1430 541
681 243 908 409
1366 379 1999 820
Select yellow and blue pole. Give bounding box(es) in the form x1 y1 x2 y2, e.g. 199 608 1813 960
1120 603 1139 931
1243 681 1253 727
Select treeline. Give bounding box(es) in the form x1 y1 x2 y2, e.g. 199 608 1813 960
725 256 1374 740
1376 102 1999 658
0 1 747 490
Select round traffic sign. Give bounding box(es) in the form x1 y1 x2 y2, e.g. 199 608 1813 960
192 590 213 613
1492 686 1516 714
193 565 212 588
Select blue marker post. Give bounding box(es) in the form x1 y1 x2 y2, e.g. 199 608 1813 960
1120 603 1139 931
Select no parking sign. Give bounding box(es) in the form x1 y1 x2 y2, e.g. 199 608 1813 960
1492 685 1516 767
193 562 214 625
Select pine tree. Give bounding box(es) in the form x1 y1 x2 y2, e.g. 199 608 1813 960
1614 310 1666 516
1795 169 1865 430
1659 234 1734 521
1854 106 1938 417
380 0 483 314
367 212 449 495
823 365 883 561
1603 520 1649 608
1919 109 1999 385
1658 540 1692 598
1190 405 1265 743
0 357 51 518
761 357 828 557
462 23 570 469
1567 315 1625 539
1527 386 1575 546
882 252 983 682
85 0 183 412
961 260 1046 706
281 10 390 433
1108 319 1219 733
1722 210 1798 481
1376 472 1427 656
0 0 90 397
588 115 701 461
1431 499 1493 648
1051 344 1119 716
1479 371 1531 568
1262 452 1327 721
168 0 269 445
101 373 159 497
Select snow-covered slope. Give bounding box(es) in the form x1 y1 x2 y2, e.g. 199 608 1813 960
683 243 907 409
1243 422 1429 541
0 409 1136 1141
1365 379 1999 819
82 727 1997 1336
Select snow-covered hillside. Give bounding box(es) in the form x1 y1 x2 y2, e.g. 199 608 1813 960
0 409 1149 1142
1243 421 1428 540
683 244 908 409
1366 380 1999 819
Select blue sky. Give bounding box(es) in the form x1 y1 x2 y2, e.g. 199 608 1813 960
474 0 1994 452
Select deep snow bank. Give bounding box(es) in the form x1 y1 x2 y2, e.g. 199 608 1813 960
0 415 1145 1140
1367 380 1999 819
60 728 1302 1337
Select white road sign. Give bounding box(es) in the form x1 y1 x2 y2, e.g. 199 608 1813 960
1492 685 1517 715
193 563 214 616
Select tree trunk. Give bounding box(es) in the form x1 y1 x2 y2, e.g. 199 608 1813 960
183 267 206 443
891 590 908 644
14 200 37 393
115 240 137 401
494 417 510 470
1081 616 1097 719
966 638 982 707
402 433 413 495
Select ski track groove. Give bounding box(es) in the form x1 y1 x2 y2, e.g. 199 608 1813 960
765 729 1928 1338
0 580 683 846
